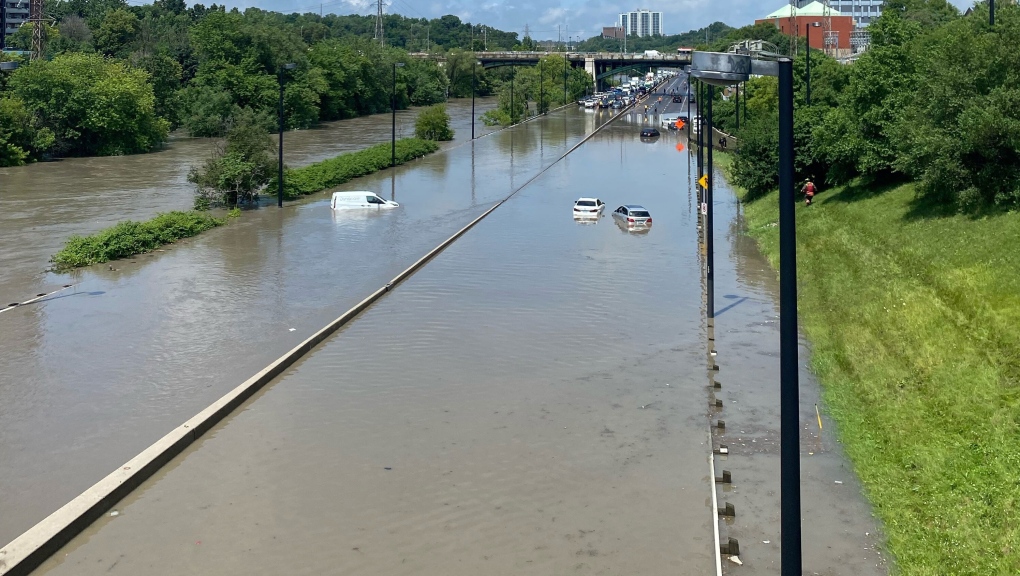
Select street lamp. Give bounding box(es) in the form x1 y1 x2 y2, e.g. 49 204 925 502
540 61 544 115
991 0 995 26
392 61 404 168
277 62 296 208
691 50 801 576
510 63 515 125
563 53 568 104
805 22 821 105
472 59 480 139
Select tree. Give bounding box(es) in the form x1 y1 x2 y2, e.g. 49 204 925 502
9 52 169 156
95 8 140 57
189 107 276 207
414 104 454 141
132 53 183 128
0 97 55 166
51 15 94 54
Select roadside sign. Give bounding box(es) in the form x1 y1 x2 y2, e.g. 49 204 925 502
701 202 708 215
675 119 685 130
698 174 709 189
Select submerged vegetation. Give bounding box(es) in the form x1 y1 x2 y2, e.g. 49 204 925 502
278 138 440 200
51 211 227 269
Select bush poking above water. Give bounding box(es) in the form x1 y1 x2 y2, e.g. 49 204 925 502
51 211 225 269
414 104 454 141
273 137 439 199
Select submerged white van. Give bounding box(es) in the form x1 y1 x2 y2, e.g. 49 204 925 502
330 191 399 210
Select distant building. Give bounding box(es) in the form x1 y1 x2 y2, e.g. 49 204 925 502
757 1 856 53
1 0 31 49
619 9 662 37
602 26 625 39
830 0 883 27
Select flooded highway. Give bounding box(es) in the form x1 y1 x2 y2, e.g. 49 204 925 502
29 82 886 575
0 102 605 546
4 76 888 576
34 103 719 576
0 98 498 303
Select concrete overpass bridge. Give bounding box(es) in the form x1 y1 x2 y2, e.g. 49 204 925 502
411 51 693 86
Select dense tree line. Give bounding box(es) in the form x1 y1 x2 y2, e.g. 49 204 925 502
0 1 528 166
723 0 1019 210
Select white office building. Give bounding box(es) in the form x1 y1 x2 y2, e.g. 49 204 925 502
619 9 662 37
829 0 883 26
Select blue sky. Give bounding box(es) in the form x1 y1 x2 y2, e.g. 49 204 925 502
217 0 978 40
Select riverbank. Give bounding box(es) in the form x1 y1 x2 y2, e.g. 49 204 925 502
730 167 1020 573
50 138 441 269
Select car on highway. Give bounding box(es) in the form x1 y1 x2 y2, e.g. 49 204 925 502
640 127 660 138
672 95 683 103
610 100 624 109
611 205 652 229
573 197 605 218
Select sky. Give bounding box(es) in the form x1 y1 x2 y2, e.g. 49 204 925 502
212 0 979 41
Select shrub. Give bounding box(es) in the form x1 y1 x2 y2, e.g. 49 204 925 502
51 211 225 269
273 137 439 199
414 104 454 141
189 107 276 207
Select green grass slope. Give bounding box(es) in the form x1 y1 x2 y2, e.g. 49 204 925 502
739 181 1020 574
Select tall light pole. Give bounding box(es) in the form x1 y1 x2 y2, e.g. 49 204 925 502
277 62 296 208
540 60 544 114
691 50 800 576
706 84 715 320
805 22 820 105
472 59 479 139
391 61 404 167
510 63 515 125
990 0 995 25
563 53 568 104
776 55 801 576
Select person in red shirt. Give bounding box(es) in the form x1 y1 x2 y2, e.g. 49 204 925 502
802 180 817 205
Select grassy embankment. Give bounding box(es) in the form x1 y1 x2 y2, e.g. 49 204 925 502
726 158 1020 574
52 138 441 269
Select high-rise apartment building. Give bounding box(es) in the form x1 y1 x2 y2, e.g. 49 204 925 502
1 0 30 49
619 9 662 37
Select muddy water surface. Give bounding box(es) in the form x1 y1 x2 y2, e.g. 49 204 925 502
0 103 608 546
0 98 497 302
34 111 719 576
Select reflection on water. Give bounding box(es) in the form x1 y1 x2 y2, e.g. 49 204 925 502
0 105 610 546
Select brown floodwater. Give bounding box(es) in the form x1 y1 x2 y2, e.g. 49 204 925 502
0 98 498 304
0 101 621 546
30 86 886 575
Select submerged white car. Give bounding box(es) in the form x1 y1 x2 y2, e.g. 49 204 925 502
573 197 605 217
330 191 399 210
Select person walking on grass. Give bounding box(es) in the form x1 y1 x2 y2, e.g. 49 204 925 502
802 180 817 206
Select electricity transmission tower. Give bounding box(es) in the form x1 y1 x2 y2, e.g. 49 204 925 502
374 0 384 46
821 0 838 56
788 0 797 56
30 0 44 59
